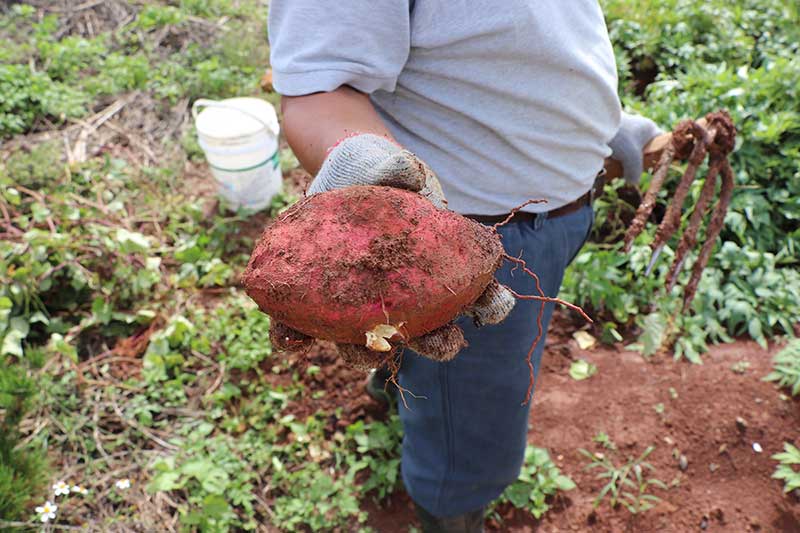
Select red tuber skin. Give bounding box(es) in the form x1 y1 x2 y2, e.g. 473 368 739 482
243 186 503 345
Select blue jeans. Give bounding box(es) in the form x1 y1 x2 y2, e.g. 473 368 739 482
397 204 594 518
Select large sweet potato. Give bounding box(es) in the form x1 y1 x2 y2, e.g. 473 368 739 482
242 185 503 346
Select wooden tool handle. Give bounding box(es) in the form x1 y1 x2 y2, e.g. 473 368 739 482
603 117 708 182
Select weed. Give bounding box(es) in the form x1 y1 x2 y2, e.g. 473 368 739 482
765 340 800 396
772 442 800 494
0 365 47 521
345 416 403 500
487 446 576 520
593 432 617 451
580 442 667 514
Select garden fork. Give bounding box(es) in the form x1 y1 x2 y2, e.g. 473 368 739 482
606 111 737 310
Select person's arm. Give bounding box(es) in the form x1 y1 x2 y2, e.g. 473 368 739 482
282 86 395 175
606 112 664 185
604 128 671 182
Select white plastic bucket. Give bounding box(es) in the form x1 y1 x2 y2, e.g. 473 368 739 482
192 97 282 211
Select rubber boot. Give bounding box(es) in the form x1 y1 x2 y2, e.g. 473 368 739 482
365 365 394 405
414 502 485 533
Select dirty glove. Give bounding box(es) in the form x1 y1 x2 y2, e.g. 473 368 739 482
308 133 446 208
464 279 516 328
608 112 663 186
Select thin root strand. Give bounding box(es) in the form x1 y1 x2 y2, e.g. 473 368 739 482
493 199 548 229
500 253 592 405
385 349 427 410
502 254 593 323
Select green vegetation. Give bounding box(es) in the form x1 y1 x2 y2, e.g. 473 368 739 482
488 446 576 521
765 340 800 396
563 0 800 361
0 2 263 137
579 443 667 514
772 442 800 494
0 2 574 528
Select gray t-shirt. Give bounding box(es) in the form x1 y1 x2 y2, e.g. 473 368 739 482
269 0 622 215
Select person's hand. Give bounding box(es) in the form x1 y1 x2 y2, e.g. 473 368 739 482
608 112 664 186
308 133 446 208
309 133 516 363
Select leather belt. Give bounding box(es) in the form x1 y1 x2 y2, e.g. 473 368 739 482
463 170 606 225
464 190 591 225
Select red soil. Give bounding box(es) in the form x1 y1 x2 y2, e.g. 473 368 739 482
280 312 799 532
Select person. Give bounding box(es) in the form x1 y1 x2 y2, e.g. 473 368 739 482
267 2 661 531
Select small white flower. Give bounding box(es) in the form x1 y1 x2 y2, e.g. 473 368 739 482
72 485 89 495
753 442 763 453
35 501 57 522
115 478 131 490
52 481 70 496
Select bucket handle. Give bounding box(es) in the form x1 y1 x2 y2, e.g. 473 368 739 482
192 99 279 136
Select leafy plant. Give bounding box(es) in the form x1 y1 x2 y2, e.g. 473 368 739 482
579 442 667 514
592 432 617 451
0 64 88 136
765 339 800 396
345 416 403 500
772 442 800 494
488 446 576 520
271 463 365 531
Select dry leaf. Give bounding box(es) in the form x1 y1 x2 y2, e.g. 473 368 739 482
573 330 597 350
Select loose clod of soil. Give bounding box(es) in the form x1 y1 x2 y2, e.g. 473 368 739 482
276 312 800 532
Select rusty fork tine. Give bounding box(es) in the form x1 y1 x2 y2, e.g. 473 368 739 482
623 141 677 253
624 109 736 306
647 122 712 269
682 159 735 310
665 153 723 290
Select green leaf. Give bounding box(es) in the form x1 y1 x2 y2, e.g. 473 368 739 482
4 187 21 205
91 297 112 325
142 352 167 382
148 471 182 492
116 228 151 254
555 475 577 491
200 468 230 494
8 316 29 337
28 311 49 325
202 494 231 518
637 313 666 357
166 316 194 346
48 333 78 363
180 459 214 478
569 359 597 381
503 483 530 508
2 329 24 357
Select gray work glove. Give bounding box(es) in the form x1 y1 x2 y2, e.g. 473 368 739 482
311 133 516 363
608 112 664 185
309 133 446 208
